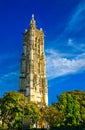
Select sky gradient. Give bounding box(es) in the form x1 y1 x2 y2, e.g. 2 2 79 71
0 0 85 105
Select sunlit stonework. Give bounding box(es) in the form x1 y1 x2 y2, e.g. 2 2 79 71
19 14 48 106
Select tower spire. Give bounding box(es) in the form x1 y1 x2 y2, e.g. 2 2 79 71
30 14 36 29
32 14 34 20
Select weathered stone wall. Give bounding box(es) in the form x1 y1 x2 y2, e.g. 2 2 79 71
19 15 48 106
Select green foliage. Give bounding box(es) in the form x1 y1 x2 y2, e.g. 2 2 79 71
44 105 63 128
1 91 25 129
24 102 40 126
0 91 40 129
58 90 85 127
0 90 85 129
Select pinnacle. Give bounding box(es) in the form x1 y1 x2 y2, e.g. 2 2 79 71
30 14 36 29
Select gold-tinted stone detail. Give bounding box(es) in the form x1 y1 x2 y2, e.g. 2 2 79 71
19 15 48 106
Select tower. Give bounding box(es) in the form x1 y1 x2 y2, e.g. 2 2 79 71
19 14 48 106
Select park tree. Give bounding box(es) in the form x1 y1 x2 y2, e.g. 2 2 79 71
24 102 40 128
0 91 40 129
1 91 27 129
69 90 85 126
44 105 63 128
58 90 85 127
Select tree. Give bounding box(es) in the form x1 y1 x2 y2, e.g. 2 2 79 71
71 90 85 126
57 90 85 127
24 102 40 128
0 91 40 129
44 105 63 128
1 91 27 129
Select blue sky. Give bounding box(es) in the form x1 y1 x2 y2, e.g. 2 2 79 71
0 0 85 105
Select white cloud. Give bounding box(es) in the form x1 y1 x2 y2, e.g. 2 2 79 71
46 49 85 80
0 71 19 84
65 0 85 32
67 38 85 52
1 72 18 78
68 38 73 46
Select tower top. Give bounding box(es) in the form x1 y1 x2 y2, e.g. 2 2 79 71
30 14 36 29
32 14 34 19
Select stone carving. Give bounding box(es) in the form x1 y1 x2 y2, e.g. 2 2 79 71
19 15 48 106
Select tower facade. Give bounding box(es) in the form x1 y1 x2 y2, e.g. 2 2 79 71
19 15 48 106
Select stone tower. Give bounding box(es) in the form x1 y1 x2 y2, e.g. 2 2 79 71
19 14 48 106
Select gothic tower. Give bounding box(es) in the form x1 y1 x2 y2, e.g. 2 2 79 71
19 14 48 106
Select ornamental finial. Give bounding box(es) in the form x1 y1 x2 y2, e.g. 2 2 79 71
32 14 34 19
30 14 36 29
